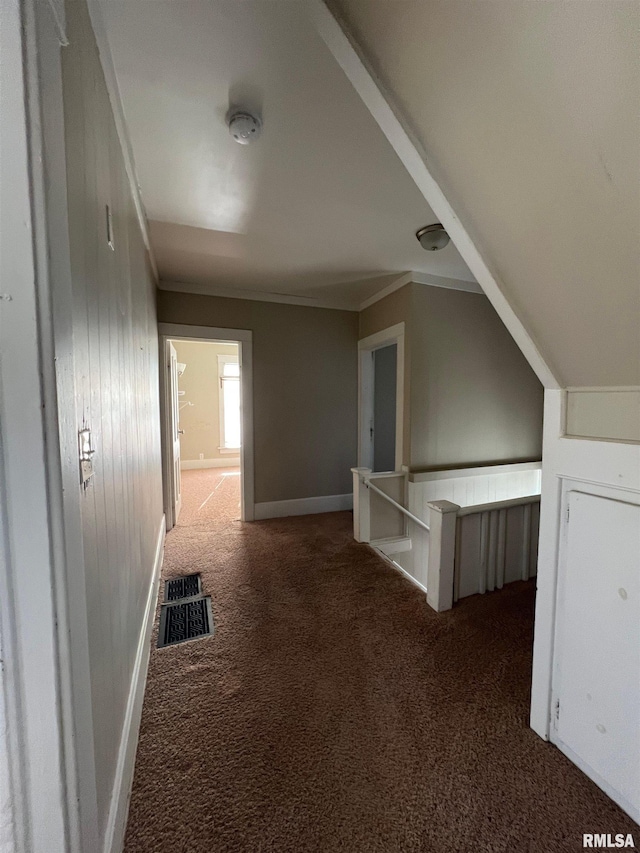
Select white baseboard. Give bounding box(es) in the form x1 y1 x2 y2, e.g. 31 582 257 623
254 493 353 520
103 515 165 853
180 458 240 470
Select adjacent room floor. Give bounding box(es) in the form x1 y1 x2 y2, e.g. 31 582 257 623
124 470 638 852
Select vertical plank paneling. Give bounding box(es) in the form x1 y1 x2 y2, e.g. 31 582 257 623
521 503 532 581
412 466 541 604
453 517 462 602
62 0 164 837
487 510 498 591
478 511 489 594
496 509 507 589
529 500 540 577
451 501 539 601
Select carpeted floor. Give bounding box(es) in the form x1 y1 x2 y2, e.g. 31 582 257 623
124 468 638 852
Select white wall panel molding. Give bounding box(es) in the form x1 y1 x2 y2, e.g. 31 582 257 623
103 517 164 853
308 0 558 390
254 493 353 520
531 389 640 825
565 387 640 442
552 486 640 823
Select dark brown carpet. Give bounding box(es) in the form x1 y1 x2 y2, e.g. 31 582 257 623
124 468 638 852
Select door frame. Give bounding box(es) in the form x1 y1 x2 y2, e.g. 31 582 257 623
158 323 255 524
166 341 183 527
358 322 405 471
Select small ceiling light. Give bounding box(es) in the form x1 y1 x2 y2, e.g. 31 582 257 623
227 111 262 145
416 223 450 251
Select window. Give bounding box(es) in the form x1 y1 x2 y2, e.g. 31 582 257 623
217 355 241 452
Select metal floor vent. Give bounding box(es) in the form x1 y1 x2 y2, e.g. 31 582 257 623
157 597 214 648
164 573 202 602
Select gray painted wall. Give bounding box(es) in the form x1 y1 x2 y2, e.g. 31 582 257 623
158 291 359 502
62 0 163 837
360 284 543 471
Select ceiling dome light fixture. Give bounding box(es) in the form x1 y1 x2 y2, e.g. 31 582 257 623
416 223 450 251
228 111 262 145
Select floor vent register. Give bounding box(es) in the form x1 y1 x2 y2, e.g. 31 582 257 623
158 573 214 648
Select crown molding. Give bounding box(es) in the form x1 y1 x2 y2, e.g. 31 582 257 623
160 269 484 315
158 279 359 312
358 270 483 311
410 271 483 294
358 272 412 310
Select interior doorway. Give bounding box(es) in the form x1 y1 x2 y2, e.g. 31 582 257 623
358 323 405 473
159 323 254 529
372 344 397 472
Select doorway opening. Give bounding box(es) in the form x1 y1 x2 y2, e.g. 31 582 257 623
159 323 254 530
358 323 405 472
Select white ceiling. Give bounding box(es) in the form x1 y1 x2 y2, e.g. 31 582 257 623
330 0 640 384
97 0 476 308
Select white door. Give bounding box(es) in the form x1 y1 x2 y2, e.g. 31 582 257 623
553 490 640 820
168 341 182 524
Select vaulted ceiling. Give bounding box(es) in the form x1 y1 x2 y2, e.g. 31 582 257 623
96 0 476 310
328 0 640 387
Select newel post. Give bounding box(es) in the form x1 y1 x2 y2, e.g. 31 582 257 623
351 467 372 543
426 500 460 612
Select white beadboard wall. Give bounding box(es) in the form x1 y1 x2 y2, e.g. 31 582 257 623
402 462 541 589
408 461 541 508
62 0 163 840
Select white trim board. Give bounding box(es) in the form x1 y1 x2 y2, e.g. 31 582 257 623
180 458 240 470
371 546 428 596
565 387 640 442
409 460 542 483
254 493 353 520
358 272 412 311
358 323 405 471
530 389 640 743
308 0 558 391
158 323 254 522
103 516 165 853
